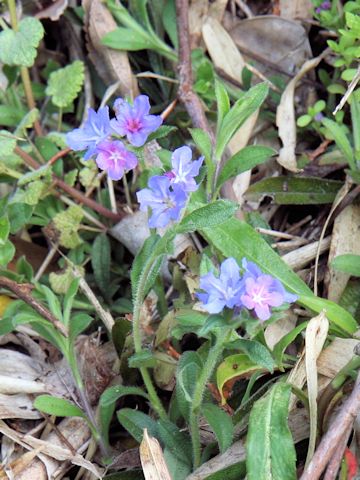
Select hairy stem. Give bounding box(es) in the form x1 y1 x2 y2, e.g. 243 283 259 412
190 328 231 468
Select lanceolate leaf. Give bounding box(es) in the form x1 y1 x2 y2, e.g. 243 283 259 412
177 200 237 233
245 176 343 204
216 146 275 188
331 254 360 277
201 218 357 333
246 382 296 480
202 403 234 453
34 395 85 418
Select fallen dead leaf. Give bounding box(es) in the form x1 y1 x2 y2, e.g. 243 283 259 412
326 204 360 302
82 0 138 98
276 54 324 172
304 312 329 465
230 16 312 77
279 0 313 20
35 0 68 21
202 16 245 85
140 428 172 480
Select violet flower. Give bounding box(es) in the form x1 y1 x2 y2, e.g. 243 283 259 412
241 259 298 321
111 95 163 147
165 146 204 192
95 140 138 181
66 107 111 159
136 175 187 228
197 258 244 314
315 1 331 13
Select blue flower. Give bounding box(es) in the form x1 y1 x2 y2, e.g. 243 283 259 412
197 258 244 314
136 175 187 228
111 95 163 147
165 146 204 192
66 107 111 159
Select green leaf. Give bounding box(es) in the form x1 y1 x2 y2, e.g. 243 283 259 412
0 17 44 67
112 318 132 357
117 408 158 443
246 383 296 480
227 339 275 373
0 216 10 245
216 354 265 404
8 203 33 233
201 218 357 333
163 449 191 480
69 313 93 341
146 125 176 142
176 351 202 420
131 234 161 297
189 128 212 160
202 403 234 453
296 114 312 127
177 200 237 233
0 240 15 266
216 146 274 188
34 395 85 418
215 79 230 133
331 254 360 276
215 83 269 159
346 11 360 37
100 386 148 445
272 322 308 368
128 350 156 368
102 27 153 51
245 176 343 204
157 420 192 464
46 61 84 108
0 130 16 155
62 278 80 327
53 205 83 249
91 233 111 301
15 108 40 136
322 118 355 169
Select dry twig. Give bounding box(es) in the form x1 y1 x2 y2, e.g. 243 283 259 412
0 277 68 337
175 0 213 140
300 374 360 480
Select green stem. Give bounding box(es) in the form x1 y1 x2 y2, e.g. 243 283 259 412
7 0 42 137
57 107 63 131
190 327 231 468
132 244 168 420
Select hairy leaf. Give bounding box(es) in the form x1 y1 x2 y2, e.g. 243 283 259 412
46 61 85 108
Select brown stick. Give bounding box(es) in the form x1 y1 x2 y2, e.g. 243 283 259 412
323 426 352 480
0 276 68 337
14 146 123 222
46 148 72 166
300 377 360 480
175 0 213 140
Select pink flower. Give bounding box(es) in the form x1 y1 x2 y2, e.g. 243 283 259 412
241 274 295 321
95 140 138 180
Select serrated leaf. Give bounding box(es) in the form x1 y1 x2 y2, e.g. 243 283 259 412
245 176 342 204
46 61 85 108
0 17 44 67
246 383 296 480
49 266 84 295
0 130 16 155
15 108 40 136
34 395 85 418
53 205 83 248
177 200 237 233
216 146 274 188
202 403 234 453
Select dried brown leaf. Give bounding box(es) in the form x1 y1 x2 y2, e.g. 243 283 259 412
82 0 138 97
276 55 323 172
279 0 313 20
140 429 172 480
326 204 360 302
